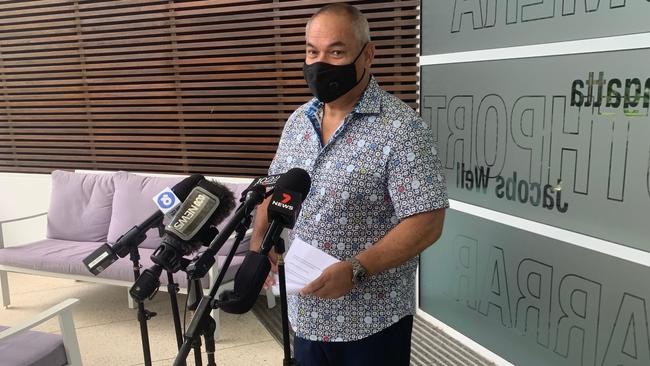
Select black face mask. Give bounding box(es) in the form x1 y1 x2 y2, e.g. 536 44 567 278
303 43 368 103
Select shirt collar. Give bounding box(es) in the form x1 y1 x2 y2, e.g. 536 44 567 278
305 76 382 122
352 76 382 115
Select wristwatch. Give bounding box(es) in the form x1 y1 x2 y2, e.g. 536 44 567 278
347 257 368 285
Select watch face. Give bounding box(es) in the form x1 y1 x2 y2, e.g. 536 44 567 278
349 258 367 284
353 263 366 284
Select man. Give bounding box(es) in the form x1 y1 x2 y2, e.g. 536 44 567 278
250 3 448 365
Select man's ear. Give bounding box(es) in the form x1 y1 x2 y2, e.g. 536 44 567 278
364 42 375 68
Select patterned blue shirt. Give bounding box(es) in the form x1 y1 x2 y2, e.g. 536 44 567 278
269 77 449 342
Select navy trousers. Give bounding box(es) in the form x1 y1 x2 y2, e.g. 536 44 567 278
293 315 413 366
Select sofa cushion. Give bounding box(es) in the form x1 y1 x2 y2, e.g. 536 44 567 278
108 172 252 253
107 172 184 250
0 325 67 366
47 170 114 242
0 238 248 288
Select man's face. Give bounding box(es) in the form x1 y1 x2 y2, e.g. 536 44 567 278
305 13 368 75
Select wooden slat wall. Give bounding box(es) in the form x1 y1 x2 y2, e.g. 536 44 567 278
0 0 419 177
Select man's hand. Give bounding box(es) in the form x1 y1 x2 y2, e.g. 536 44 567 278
262 250 279 290
300 261 354 299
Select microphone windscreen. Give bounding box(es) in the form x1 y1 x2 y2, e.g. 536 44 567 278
202 179 235 228
171 174 205 200
277 168 311 198
160 179 235 255
219 251 271 314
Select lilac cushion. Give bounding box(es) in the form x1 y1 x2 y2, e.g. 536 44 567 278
47 170 114 242
0 238 248 288
0 325 67 366
107 172 184 250
107 172 251 253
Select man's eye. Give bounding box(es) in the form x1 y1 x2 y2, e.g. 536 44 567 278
332 50 343 56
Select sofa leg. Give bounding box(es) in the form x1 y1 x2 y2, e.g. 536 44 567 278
0 270 10 309
265 288 276 309
211 308 220 340
127 288 135 309
207 262 221 341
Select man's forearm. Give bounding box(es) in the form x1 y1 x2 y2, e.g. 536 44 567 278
250 195 272 252
355 209 445 276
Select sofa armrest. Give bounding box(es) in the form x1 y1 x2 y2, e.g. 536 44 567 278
0 298 78 340
0 298 82 366
0 212 47 225
0 212 47 249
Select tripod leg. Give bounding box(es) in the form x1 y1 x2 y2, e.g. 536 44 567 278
203 316 217 366
192 332 203 366
166 272 184 350
130 247 154 366
187 278 206 366
136 301 153 366
276 244 297 366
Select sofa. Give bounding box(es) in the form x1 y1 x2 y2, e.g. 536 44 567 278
0 298 82 366
0 170 273 337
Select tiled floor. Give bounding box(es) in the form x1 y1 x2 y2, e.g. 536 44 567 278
0 273 283 365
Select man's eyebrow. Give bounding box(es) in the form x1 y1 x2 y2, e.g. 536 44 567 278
306 41 348 48
328 41 347 48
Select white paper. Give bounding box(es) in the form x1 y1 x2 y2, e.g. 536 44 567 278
271 236 339 296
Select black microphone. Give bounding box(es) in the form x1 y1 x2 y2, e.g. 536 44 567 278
129 179 235 302
219 168 311 314
264 168 311 231
83 174 204 275
241 173 283 197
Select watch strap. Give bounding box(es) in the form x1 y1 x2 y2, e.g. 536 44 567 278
347 257 368 285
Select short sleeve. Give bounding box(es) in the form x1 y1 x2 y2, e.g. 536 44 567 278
268 109 303 175
387 119 449 219
268 152 284 176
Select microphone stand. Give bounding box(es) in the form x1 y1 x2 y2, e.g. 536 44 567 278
166 270 184 352
184 266 217 366
164 259 195 366
172 187 265 366
128 246 155 366
85 211 173 366
126 228 189 366
123 219 165 366
130 259 207 366
261 230 296 366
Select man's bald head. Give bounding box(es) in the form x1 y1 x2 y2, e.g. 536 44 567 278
306 3 371 48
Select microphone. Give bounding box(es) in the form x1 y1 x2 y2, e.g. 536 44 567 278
243 174 282 194
219 168 311 314
83 174 204 275
129 179 235 302
264 168 311 230
235 173 282 205
151 178 235 273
